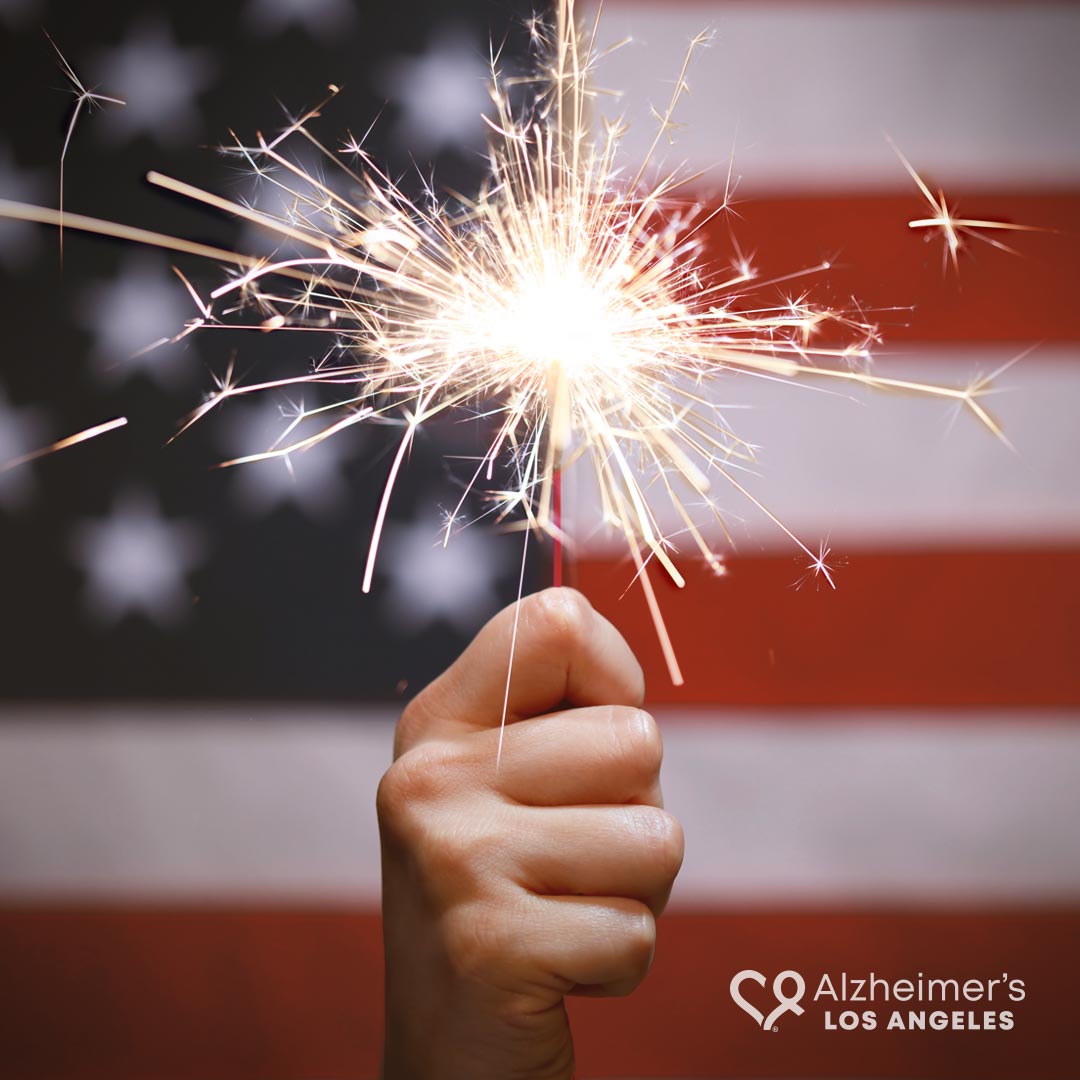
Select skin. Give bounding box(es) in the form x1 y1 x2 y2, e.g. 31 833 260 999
378 587 685 1079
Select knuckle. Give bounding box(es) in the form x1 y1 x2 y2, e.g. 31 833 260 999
638 807 685 881
379 743 505 903
441 898 521 982
621 904 657 982
394 694 433 756
376 741 458 830
422 814 498 893
610 706 663 776
375 761 410 828
527 587 592 654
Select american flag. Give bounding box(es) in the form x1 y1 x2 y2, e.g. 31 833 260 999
1 1 1078 1077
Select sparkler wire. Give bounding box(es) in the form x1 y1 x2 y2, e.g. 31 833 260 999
552 469 563 589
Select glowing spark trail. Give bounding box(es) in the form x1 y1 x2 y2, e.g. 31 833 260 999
44 30 125 259
2 1 1013 684
888 136 1049 273
0 417 128 474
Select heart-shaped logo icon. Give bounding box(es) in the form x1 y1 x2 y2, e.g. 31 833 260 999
730 969 807 1030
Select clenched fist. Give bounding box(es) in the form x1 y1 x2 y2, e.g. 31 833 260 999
378 588 684 1079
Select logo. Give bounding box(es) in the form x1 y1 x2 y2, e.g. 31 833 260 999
730 969 807 1031
729 967 1026 1033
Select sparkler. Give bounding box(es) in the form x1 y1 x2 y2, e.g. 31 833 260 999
1 0 1012 686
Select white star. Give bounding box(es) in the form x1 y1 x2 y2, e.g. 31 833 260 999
0 0 40 27
379 26 492 156
78 253 196 387
0 143 47 268
71 491 206 625
0 387 49 512
222 398 356 518
91 19 215 144
244 0 355 41
378 507 512 635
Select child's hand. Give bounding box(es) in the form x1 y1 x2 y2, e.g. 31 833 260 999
378 588 684 1079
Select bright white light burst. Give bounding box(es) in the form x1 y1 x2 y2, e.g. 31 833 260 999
0 0 1010 683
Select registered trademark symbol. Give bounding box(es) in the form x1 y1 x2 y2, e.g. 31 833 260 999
772 1026 779 1033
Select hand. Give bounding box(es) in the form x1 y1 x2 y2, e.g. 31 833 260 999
377 587 684 1079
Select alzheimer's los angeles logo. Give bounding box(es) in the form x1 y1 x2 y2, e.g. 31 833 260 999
730 970 807 1031
729 969 1025 1032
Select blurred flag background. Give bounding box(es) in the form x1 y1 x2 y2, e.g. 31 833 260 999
1 1 1078 1077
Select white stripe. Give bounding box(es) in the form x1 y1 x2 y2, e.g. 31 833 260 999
661 714 1080 904
1 707 1078 903
564 350 1080 554
585 2 1080 188
0 711 391 901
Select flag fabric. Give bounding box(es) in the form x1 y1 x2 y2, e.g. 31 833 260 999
0 0 542 704
569 2 1080 1075
1 1 1078 1078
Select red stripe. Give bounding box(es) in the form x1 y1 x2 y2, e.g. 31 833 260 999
573 549 1080 705
0 907 1075 1079
694 191 1080 345
572 909 1079 1079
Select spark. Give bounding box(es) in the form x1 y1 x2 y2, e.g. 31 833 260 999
44 30 125 260
888 136 1049 273
794 539 838 591
3 1 1014 683
0 416 128 474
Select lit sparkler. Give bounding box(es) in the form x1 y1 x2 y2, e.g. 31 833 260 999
1 0 1011 685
